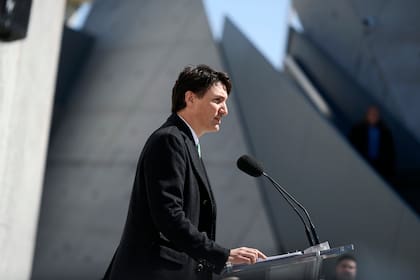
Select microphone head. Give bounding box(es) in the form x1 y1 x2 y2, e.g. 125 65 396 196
237 155 264 177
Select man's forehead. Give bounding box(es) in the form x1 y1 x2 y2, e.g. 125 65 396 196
339 260 356 267
209 82 228 97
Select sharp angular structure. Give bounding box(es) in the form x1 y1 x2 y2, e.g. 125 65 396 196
221 18 420 280
0 1 66 279
293 0 420 142
31 1 275 279
287 30 420 213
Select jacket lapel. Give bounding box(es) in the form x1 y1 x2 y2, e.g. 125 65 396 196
165 114 212 196
185 140 212 193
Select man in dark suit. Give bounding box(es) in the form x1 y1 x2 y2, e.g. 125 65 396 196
349 105 395 181
104 64 266 280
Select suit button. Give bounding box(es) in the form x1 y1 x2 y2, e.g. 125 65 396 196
196 263 204 273
202 199 208 206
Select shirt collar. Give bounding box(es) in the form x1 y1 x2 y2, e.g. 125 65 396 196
177 114 199 146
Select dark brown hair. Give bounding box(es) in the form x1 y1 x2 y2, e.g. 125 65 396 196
336 254 357 265
171 64 232 113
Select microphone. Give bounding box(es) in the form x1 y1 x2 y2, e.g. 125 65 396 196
237 154 264 177
237 155 320 246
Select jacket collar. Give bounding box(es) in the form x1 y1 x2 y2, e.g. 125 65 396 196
176 114 200 146
166 113 195 143
165 113 213 200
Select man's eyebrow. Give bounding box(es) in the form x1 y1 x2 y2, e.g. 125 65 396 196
213 94 227 99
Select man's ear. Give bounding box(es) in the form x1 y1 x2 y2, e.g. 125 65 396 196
185 90 195 107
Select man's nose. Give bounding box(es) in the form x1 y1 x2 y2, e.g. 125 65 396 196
221 103 228 116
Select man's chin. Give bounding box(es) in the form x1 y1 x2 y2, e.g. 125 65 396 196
202 124 220 135
208 125 220 132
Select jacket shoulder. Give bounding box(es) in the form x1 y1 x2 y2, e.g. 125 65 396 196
142 124 187 155
150 124 185 143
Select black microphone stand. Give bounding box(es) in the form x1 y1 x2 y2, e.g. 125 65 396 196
263 172 321 246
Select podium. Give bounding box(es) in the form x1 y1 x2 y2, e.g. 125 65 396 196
221 244 354 280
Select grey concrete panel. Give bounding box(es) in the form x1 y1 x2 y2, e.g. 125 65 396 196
34 164 134 279
293 0 420 142
221 18 420 280
288 31 420 171
32 0 276 279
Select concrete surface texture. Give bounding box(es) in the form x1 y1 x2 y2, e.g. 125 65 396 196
31 0 276 279
221 18 420 280
286 30 420 172
0 0 66 279
293 0 420 142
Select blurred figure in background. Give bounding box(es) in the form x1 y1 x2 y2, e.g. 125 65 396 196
334 255 357 280
349 105 395 181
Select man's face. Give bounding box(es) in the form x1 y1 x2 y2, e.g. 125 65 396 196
366 106 380 125
190 82 229 135
336 260 357 280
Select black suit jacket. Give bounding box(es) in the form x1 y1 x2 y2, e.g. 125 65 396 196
349 121 396 179
104 114 230 280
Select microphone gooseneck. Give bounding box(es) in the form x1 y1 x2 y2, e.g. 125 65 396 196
237 155 321 246
262 172 320 246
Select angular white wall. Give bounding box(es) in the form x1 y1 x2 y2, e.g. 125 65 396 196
0 0 65 279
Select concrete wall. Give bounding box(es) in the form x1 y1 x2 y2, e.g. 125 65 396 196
287 31 420 202
221 18 420 280
31 0 276 279
293 0 420 142
0 0 65 279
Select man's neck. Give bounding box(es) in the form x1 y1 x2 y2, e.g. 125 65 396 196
177 111 203 139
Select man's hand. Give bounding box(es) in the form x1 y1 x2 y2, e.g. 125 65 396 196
228 247 267 265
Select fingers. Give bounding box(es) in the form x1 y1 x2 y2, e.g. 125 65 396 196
236 255 254 264
256 249 267 259
239 248 258 264
229 248 252 264
229 247 267 265
241 247 267 263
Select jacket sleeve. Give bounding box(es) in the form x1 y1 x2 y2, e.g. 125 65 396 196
143 133 230 273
